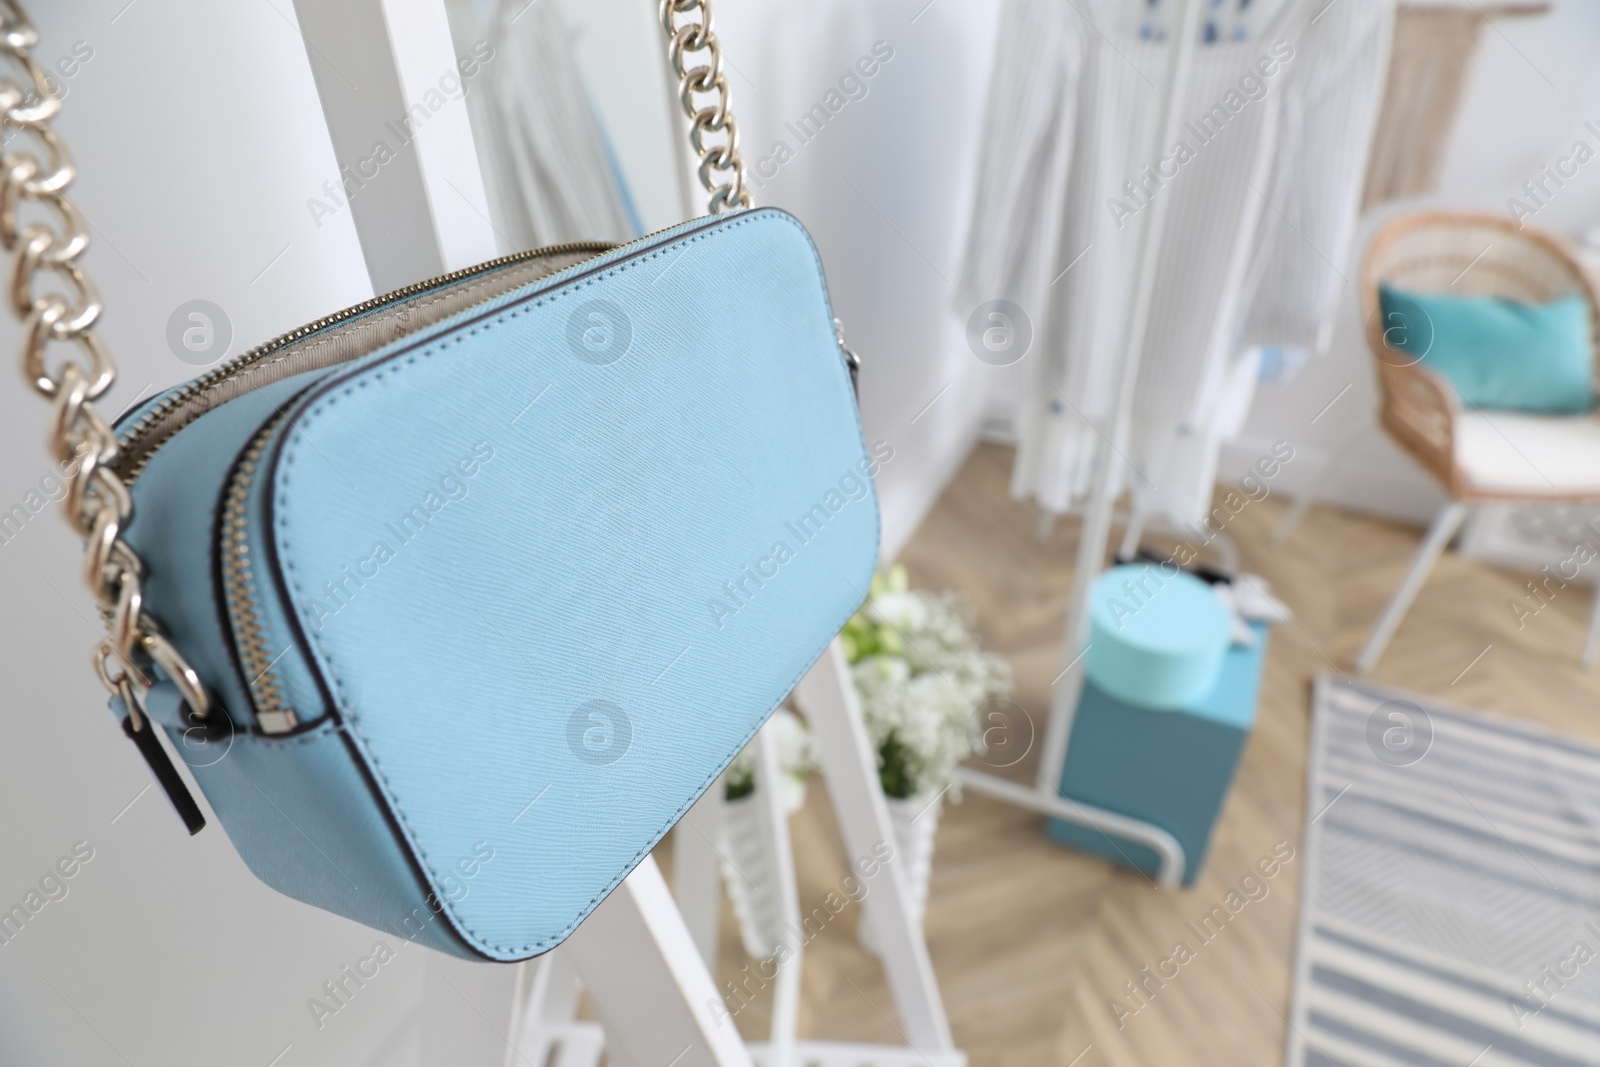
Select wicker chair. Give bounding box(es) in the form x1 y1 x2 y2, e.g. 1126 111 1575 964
1355 211 1600 673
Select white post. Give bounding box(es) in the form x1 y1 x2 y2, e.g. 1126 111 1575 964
794 639 956 1052
289 0 498 291
753 727 801 1067
1117 509 1148 561
674 779 727 969
564 857 754 1067
1035 0 1206 799
504 951 597 1066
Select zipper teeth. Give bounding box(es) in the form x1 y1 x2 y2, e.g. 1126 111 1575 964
117 240 616 486
220 414 294 727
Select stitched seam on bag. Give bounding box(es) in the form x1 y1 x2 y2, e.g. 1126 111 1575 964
151 715 335 748
247 722 339 748
275 211 873 956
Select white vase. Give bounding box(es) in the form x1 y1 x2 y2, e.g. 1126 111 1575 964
858 790 943 955
719 791 787 958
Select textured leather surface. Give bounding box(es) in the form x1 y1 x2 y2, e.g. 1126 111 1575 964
137 681 471 953
120 209 878 960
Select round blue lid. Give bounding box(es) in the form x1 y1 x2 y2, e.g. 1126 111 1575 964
1089 564 1229 652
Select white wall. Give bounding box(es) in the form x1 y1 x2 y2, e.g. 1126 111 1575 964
1222 3 1600 524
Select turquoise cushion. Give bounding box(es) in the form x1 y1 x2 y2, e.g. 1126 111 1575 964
1085 565 1230 711
1377 284 1595 414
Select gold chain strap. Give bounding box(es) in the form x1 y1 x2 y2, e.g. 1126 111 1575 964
0 1 208 723
660 0 752 214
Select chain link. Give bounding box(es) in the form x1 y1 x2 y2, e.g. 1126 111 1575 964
659 0 752 214
0 1 209 720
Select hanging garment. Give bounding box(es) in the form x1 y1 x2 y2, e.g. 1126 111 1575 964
985 0 1393 525
1237 0 1394 363
448 0 640 249
956 0 1083 311
1010 0 1290 523
955 0 1085 441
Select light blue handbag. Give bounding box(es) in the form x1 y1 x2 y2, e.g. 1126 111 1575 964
12 4 880 962
115 208 879 961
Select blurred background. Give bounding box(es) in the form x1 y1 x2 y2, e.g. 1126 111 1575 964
3 1 1600 1064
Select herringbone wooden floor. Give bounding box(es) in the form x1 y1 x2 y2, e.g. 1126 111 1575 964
675 442 1600 1065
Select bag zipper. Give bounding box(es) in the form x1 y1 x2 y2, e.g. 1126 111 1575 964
219 411 298 732
115 240 616 487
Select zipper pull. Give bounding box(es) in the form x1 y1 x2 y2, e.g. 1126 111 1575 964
834 318 861 397
124 714 207 835
111 686 207 835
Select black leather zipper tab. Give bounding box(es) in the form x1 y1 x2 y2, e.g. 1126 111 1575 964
123 716 207 835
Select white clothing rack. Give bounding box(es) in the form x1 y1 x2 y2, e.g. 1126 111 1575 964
953 0 1210 891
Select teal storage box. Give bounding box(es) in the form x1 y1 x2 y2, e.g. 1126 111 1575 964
1049 620 1267 885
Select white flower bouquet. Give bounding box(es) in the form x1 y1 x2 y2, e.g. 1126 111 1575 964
843 566 1013 800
